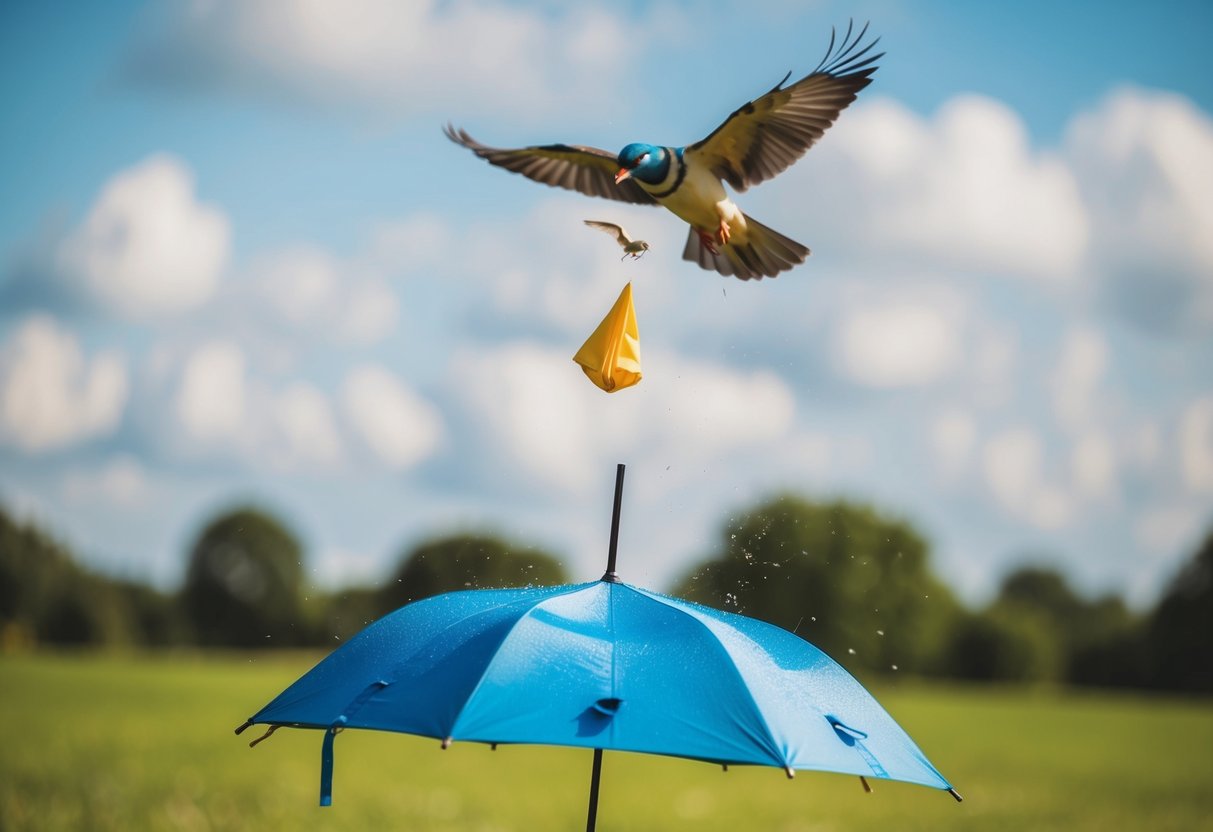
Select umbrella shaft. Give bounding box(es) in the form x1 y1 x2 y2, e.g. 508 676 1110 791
586 748 604 832
602 463 625 582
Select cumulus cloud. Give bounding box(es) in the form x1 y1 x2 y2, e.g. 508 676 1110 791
831 297 962 388
63 455 149 507
1050 326 1108 432
172 340 344 470
255 245 399 344
0 316 128 452
273 383 343 469
981 428 1074 530
1134 504 1206 562
1071 431 1116 499
1067 88 1213 333
931 408 977 477
341 365 443 469
448 341 795 492
126 0 660 121
1179 395 1213 493
176 340 246 443
791 95 1089 281
58 155 230 318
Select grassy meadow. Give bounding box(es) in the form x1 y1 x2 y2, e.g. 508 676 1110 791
2 652 1211 831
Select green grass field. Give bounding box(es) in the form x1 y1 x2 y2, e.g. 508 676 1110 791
2 652 1211 831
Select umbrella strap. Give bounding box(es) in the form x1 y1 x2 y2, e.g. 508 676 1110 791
319 680 389 807
320 724 340 807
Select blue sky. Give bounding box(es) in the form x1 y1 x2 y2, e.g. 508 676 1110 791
1 0 1211 606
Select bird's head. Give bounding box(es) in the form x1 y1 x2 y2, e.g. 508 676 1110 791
615 143 667 186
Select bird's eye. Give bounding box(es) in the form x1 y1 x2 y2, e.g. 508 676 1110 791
639 153 649 164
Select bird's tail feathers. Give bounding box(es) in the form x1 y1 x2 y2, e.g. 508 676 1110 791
682 214 809 280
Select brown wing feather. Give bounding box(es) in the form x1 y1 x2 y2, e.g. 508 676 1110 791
687 21 882 193
444 125 657 206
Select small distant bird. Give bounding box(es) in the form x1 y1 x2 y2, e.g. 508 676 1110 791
446 22 881 281
584 220 651 260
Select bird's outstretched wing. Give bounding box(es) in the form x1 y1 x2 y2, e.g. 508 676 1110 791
445 126 657 205
584 220 633 246
686 21 882 193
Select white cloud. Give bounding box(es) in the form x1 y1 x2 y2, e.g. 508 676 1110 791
1071 431 1116 499
657 359 795 451
832 300 961 388
931 409 977 477
451 342 599 490
274 383 343 468
1134 504 1205 561
341 365 443 469
981 427 1073 530
256 245 399 344
59 155 230 318
449 341 795 492
795 95 1089 281
1050 326 1108 432
63 455 149 507
1067 88 1213 332
176 340 246 442
171 340 347 471
966 324 1019 409
132 1 659 121
0 315 128 452
1179 395 1213 493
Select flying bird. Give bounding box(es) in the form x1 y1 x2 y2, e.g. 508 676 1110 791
584 220 651 260
445 22 881 281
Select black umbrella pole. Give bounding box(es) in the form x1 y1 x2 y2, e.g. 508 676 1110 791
586 748 604 832
602 463 625 582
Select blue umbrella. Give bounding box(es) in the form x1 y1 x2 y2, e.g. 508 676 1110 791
236 465 960 829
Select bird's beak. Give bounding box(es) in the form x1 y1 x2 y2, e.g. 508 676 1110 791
614 167 632 185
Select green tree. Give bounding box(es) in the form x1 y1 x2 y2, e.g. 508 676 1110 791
1147 530 1213 694
672 496 960 676
989 564 1146 687
0 507 135 647
181 507 306 647
379 533 568 613
945 606 1063 682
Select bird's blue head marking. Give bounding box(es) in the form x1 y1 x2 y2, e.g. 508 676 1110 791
617 143 670 185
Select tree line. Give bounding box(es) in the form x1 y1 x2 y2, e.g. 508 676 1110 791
1 496 1208 694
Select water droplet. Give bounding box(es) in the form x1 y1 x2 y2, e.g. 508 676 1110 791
847 648 856 655
811 616 817 622
891 664 899 671
876 630 885 636
744 552 753 561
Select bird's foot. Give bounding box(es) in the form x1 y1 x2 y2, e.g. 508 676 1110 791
697 229 720 256
717 219 731 247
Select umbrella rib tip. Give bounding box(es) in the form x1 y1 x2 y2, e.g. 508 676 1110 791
948 787 964 803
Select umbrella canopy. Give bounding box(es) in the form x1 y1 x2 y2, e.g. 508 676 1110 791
236 465 959 826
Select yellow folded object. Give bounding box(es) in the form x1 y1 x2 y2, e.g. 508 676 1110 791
573 282 642 393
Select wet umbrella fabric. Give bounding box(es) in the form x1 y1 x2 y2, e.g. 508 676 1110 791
238 580 954 811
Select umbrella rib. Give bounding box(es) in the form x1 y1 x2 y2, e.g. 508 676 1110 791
250 587 596 730
624 585 789 769
446 583 607 741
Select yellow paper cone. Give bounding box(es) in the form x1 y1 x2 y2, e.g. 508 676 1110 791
573 282 642 393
